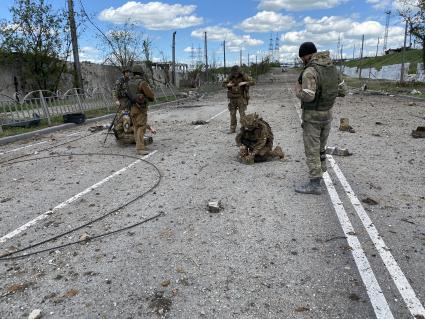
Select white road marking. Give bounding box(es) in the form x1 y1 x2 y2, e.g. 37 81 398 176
194 109 227 130
0 141 47 155
328 156 425 317
66 132 80 137
0 150 158 245
323 172 394 318
294 105 394 318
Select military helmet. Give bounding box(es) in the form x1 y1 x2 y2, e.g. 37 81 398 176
132 64 145 75
241 113 260 130
231 65 240 73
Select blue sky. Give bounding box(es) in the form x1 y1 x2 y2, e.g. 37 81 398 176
0 0 409 66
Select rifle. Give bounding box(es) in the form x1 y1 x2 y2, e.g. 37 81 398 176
103 109 120 144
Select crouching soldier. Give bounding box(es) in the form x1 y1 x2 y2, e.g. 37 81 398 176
236 113 284 164
113 110 156 145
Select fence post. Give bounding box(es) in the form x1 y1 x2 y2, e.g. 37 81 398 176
102 92 111 112
74 88 85 113
39 91 51 126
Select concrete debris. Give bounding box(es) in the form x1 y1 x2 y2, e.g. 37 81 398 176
89 125 108 133
408 101 416 106
326 147 352 156
410 89 422 95
191 120 208 125
362 197 378 206
79 233 91 242
28 309 42 319
208 201 222 213
339 118 355 133
412 126 425 138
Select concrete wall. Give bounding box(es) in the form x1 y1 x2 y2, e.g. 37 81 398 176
0 61 189 99
343 63 425 82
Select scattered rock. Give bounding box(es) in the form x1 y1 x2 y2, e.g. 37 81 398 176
326 146 352 156
339 118 355 133
295 306 310 312
408 101 416 106
5 283 28 295
28 309 42 319
79 232 91 242
362 197 378 205
207 201 222 213
149 291 172 315
412 126 425 138
63 289 79 298
191 120 208 125
375 121 383 125
349 293 360 301
0 198 12 203
161 279 171 287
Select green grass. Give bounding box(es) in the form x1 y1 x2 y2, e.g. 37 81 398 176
344 49 423 71
344 76 425 96
0 107 114 138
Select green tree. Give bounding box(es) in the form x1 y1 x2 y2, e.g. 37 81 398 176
0 0 70 92
399 0 425 68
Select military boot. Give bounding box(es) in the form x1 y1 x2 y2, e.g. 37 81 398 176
271 146 285 159
228 127 236 134
295 178 322 195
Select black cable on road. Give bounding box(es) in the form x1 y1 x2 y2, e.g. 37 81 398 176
0 152 162 261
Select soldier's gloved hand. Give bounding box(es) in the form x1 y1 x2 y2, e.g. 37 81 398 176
115 100 120 106
149 127 157 134
238 81 248 86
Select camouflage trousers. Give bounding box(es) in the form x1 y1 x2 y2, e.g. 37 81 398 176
302 109 332 179
130 104 148 151
228 97 248 131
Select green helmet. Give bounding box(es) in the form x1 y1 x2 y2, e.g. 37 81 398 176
231 65 240 73
132 64 144 75
241 113 260 130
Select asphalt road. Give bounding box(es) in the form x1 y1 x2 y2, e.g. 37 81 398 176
0 69 424 319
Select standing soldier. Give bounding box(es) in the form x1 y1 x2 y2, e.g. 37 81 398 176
113 66 131 110
294 42 346 195
127 64 155 155
223 65 255 134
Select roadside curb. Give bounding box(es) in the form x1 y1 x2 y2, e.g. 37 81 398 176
0 114 115 146
0 94 208 146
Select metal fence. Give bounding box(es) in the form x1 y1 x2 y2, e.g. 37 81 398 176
0 82 222 132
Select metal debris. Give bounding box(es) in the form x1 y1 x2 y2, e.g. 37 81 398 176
326 147 352 156
208 201 222 213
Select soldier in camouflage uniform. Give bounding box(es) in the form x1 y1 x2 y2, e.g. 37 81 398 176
127 64 155 155
236 113 284 164
223 65 255 134
295 42 347 195
113 67 131 110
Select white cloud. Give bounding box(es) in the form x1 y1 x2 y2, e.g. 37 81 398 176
98 1 203 30
304 16 353 34
258 0 347 11
366 0 392 10
191 26 264 52
79 46 103 63
236 11 295 33
183 46 193 53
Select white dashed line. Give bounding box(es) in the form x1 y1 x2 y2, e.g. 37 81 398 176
194 109 227 130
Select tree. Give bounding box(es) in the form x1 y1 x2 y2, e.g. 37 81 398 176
0 0 70 92
398 0 425 68
100 23 142 70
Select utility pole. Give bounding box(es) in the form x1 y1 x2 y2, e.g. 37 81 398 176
67 0 84 92
240 48 242 66
383 10 391 54
400 20 408 83
340 43 344 73
247 53 250 67
223 40 226 74
352 44 356 60
172 31 176 85
255 55 258 78
204 31 208 82
359 34 365 79
375 37 380 58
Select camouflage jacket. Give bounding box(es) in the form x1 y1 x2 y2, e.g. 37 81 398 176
113 76 130 100
223 73 255 99
296 51 347 103
235 119 273 155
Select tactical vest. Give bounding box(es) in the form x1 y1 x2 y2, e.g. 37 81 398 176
300 63 338 111
127 76 147 107
227 75 249 100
